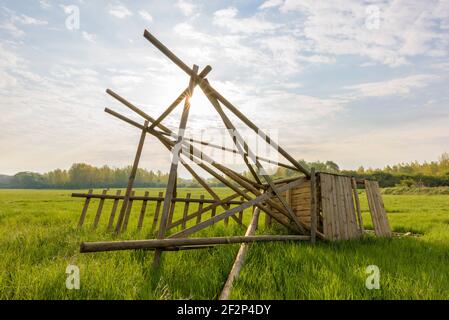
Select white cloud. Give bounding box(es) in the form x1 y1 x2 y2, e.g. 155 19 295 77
108 4 133 19
82 31 97 43
13 14 48 26
39 1 51 9
139 10 153 22
0 21 25 37
175 0 197 16
278 0 449 67
213 7 280 34
0 71 17 88
259 0 284 10
345 74 440 98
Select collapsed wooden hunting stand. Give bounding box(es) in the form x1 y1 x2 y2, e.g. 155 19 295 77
74 29 391 296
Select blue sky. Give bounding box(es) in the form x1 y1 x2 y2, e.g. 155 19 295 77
0 0 448 176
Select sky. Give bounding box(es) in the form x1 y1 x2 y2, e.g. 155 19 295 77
0 0 448 177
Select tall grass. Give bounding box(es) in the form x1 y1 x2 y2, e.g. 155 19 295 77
0 189 448 299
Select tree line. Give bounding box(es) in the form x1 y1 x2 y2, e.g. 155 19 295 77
268 153 449 188
1 153 448 189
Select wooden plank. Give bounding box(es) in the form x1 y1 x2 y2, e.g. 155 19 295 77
319 174 331 240
115 120 149 233
196 195 205 224
137 191 150 231
151 192 164 233
122 191 135 231
345 177 359 238
310 169 317 244
352 178 364 235
219 207 260 300
107 190 122 231
365 180 391 237
92 189 108 229
238 197 244 224
77 189 93 228
329 175 339 240
181 193 191 230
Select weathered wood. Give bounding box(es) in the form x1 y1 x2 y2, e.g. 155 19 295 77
107 190 122 231
137 191 149 231
77 189 93 228
170 178 306 239
310 169 317 244
352 178 364 234
238 197 244 224
151 192 164 233
365 180 391 237
122 191 135 231
153 65 199 267
72 192 245 205
92 189 108 229
115 120 149 233
181 193 191 229
196 195 205 224
219 207 260 300
81 234 310 253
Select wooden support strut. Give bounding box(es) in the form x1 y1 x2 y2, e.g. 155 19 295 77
80 234 310 253
142 29 310 177
219 207 260 300
153 65 199 268
115 120 149 233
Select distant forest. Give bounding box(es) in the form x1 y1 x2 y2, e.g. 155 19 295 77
1 153 449 189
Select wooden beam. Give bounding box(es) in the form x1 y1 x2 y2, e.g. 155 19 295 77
81 234 311 253
153 65 199 267
77 189 93 228
92 189 108 229
219 207 260 300
115 120 149 233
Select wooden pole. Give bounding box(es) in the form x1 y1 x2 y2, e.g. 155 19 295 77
219 207 260 300
77 189 93 228
115 120 149 233
153 65 199 267
92 189 108 229
107 190 122 231
137 191 150 231
352 177 364 235
81 234 310 253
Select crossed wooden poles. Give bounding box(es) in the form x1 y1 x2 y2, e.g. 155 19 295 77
81 29 314 266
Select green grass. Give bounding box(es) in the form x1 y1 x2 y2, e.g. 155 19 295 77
0 189 448 299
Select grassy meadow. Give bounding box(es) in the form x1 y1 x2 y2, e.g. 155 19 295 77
0 188 448 299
